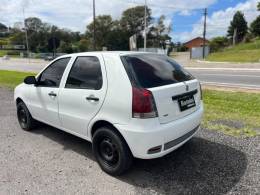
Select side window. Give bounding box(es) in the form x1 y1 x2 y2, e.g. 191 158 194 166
66 56 103 90
38 57 70 87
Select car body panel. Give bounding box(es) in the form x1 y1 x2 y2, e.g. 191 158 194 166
14 51 204 159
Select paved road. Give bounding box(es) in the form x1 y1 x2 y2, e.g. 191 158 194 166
0 58 46 72
1 57 260 90
189 69 260 89
0 88 259 194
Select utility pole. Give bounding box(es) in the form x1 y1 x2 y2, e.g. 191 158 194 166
202 8 207 59
93 0 96 51
22 7 30 60
144 0 147 52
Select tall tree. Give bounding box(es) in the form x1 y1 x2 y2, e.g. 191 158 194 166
25 17 43 32
86 15 114 50
149 15 171 47
120 6 152 36
258 2 260 11
227 11 248 43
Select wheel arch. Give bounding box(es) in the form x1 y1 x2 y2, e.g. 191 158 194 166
90 120 133 155
16 97 24 105
91 120 119 139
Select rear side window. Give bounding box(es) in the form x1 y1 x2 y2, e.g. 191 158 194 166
66 56 103 90
121 54 194 88
38 57 70 87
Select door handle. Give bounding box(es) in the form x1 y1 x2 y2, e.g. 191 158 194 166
86 96 99 102
48 92 57 97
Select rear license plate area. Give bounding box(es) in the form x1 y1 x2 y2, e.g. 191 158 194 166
178 95 196 112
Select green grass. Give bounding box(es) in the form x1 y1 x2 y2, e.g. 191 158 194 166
203 90 260 137
0 70 259 137
0 50 20 57
0 50 8 57
206 39 260 63
0 70 35 89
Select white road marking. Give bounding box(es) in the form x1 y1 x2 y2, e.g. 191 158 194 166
199 74 260 78
187 67 260 71
201 81 260 89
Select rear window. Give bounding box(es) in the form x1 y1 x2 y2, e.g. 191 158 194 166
121 54 194 88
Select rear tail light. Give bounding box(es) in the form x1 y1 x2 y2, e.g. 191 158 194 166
132 87 158 118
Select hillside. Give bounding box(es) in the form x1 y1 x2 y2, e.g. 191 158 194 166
206 39 260 63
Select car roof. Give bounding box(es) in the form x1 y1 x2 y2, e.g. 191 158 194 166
60 51 158 58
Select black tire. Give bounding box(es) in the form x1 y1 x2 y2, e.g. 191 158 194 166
17 101 37 131
92 126 133 176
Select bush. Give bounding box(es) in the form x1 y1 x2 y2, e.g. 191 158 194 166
0 40 8 46
244 33 254 43
6 50 20 56
209 37 229 52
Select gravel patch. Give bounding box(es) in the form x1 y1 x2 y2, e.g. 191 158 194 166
0 87 259 194
211 119 246 129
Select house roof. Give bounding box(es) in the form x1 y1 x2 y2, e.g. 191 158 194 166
183 37 209 45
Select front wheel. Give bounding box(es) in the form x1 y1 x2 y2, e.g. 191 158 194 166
92 126 133 176
17 101 37 131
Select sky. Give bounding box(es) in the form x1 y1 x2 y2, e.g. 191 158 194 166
0 0 259 42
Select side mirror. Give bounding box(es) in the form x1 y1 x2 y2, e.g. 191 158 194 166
24 76 37 85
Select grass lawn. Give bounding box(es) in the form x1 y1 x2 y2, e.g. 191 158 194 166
0 70 35 89
203 90 260 137
0 70 259 137
206 39 260 63
206 50 260 63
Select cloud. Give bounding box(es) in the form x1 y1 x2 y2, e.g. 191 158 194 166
173 0 259 42
0 0 217 32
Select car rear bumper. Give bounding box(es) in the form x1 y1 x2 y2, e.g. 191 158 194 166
114 103 204 159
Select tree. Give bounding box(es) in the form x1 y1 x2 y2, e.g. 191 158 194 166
120 6 152 36
78 39 89 52
258 2 260 11
250 16 260 37
0 23 7 31
25 17 43 32
149 15 171 47
227 11 248 43
58 41 73 53
86 15 114 50
209 36 229 52
9 32 25 45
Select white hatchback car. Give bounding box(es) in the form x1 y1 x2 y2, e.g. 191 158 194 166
14 52 203 175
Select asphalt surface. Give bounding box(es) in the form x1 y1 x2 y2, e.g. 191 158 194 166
189 69 260 89
1 57 260 90
0 58 46 72
1 87 260 194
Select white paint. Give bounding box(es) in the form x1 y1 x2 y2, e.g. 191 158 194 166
187 67 260 71
14 51 204 159
200 73 260 78
201 81 260 89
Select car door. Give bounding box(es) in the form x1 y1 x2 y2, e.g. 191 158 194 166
29 57 71 127
58 54 107 137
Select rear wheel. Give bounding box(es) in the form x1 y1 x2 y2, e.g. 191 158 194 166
92 126 133 176
17 101 37 131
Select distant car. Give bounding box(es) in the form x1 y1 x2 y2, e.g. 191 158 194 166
14 52 204 175
44 55 55 61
